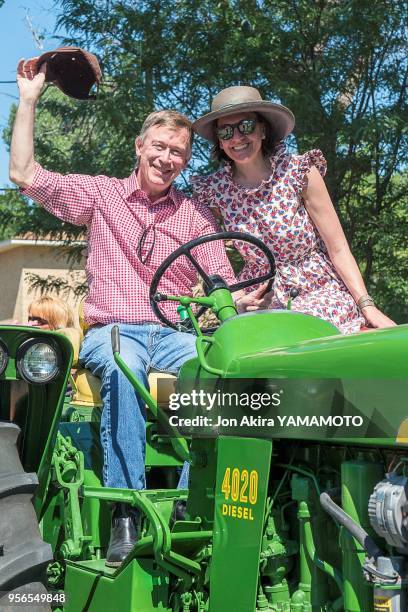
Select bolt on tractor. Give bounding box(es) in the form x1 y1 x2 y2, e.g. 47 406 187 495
0 232 407 611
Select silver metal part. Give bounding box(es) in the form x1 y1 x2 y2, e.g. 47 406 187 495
373 557 406 612
368 472 408 553
376 555 403 580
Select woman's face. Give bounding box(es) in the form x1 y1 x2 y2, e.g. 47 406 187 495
216 112 265 165
28 312 51 330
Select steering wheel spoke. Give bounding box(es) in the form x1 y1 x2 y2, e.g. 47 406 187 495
149 231 275 331
183 249 213 289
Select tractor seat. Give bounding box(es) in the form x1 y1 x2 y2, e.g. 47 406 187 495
57 327 176 410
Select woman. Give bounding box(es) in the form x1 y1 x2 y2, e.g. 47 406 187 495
28 296 75 330
192 86 394 334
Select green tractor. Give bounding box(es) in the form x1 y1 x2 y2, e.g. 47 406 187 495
0 232 407 611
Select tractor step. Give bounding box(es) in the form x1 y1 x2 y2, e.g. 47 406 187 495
64 557 171 611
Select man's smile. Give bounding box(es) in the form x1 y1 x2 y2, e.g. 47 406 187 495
152 165 173 177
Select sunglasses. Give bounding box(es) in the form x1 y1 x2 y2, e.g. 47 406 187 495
28 315 48 325
137 225 156 264
216 118 257 141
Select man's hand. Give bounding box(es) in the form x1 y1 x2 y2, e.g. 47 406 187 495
235 282 272 314
17 59 46 104
9 58 46 187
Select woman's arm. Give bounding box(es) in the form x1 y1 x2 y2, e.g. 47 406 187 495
303 166 395 328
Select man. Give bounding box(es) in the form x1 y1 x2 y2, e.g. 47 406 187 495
9 62 237 566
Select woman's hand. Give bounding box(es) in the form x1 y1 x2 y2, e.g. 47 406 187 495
235 283 272 313
361 306 396 329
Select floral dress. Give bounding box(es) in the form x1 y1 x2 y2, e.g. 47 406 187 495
191 144 365 334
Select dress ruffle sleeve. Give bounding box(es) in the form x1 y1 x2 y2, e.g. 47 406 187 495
295 149 327 193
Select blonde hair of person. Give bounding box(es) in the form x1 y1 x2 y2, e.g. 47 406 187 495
28 296 75 330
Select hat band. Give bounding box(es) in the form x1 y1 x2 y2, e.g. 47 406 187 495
214 101 257 112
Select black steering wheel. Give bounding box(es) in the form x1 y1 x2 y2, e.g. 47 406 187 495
149 231 276 331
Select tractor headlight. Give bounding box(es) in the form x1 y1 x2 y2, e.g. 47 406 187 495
0 340 8 375
17 339 61 384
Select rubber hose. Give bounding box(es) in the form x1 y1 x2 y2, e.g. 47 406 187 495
320 491 384 560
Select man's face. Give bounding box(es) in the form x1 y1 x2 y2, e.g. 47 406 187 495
135 125 190 198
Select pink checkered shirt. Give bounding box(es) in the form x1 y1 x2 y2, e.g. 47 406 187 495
23 163 236 325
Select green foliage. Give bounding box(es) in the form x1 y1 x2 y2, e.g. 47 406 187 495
25 271 87 299
351 172 408 322
1 0 406 320
0 188 28 240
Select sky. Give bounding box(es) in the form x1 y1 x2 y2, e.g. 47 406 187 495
0 0 63 188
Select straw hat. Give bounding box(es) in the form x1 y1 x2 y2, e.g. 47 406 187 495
193 85 295 142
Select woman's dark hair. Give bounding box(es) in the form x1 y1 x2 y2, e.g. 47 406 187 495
211 113 279 164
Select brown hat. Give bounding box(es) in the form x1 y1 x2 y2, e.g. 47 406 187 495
193 85 295 142
17 47 102 100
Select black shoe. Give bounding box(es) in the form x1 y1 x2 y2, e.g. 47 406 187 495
170 500 187 528
105 503 140 567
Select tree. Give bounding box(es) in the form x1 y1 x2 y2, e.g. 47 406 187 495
2 0 406 319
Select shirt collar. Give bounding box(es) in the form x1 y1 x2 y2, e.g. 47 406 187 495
123 170 179 205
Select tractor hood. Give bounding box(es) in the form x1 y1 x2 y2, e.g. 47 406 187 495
178 312 408 444
203 311 407 379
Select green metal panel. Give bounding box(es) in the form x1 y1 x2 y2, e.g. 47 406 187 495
209 436 272 612
64 558 171 611
206 314 406 380
341 461 383 612
180 317 408 445
0 327 73 517
186 438 218 529
145 422 184 467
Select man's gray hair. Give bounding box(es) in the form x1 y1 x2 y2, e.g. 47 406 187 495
138 110 193 158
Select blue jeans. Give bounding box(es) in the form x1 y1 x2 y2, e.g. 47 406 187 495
79 323 196 490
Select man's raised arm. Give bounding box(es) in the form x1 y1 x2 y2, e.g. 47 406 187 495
9 62 46 188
